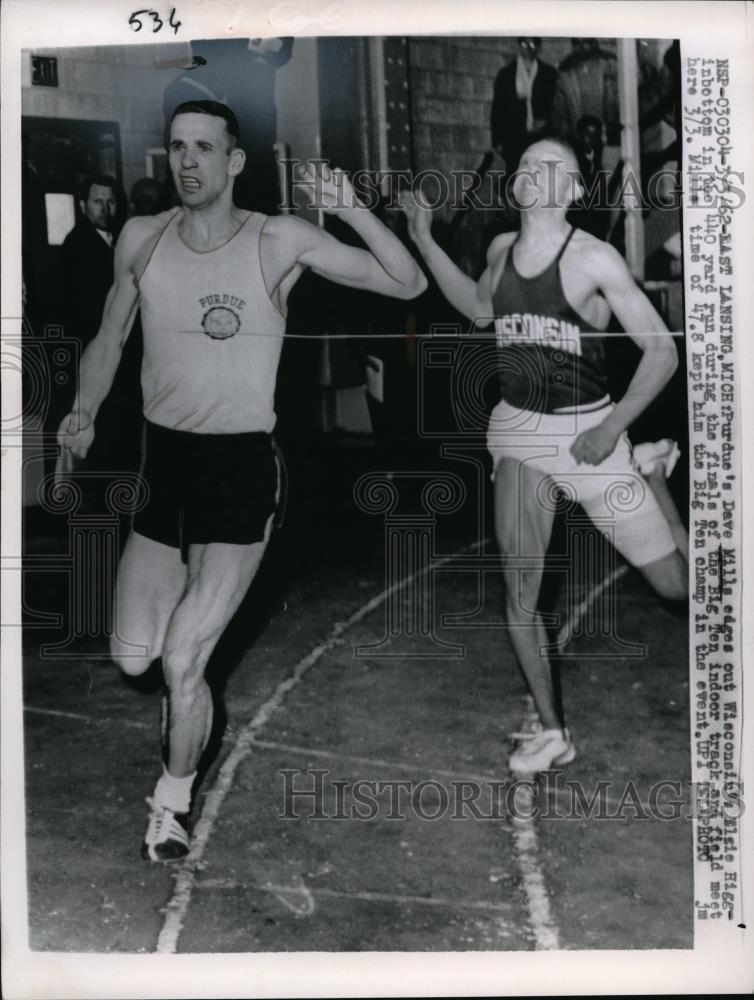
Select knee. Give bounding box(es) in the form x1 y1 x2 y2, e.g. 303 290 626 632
162 639 211 700
110 636 153 677
641 555 689 602
655 574 689 603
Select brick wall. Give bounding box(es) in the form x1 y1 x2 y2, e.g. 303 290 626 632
22 43 189 198
408 36 586 215
410 37 512 178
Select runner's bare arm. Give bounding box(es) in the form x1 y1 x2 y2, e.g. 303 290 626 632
293 163 427 299
593 243 678 434
399 190 496 323
57 218 147 457
571 243 679 466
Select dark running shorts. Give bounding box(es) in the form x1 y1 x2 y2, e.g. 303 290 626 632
134 421 283 561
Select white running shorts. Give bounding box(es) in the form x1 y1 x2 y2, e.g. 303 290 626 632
487 398 678 568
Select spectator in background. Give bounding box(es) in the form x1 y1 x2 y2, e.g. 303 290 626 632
130 176 163 217
61 174 142 507
162 37 293 214
490 38 558 174
574 114 604 180
553 39 620 147
567 114 621 241
61 175 120 352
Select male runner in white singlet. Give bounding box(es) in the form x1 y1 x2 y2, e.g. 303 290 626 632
58 100 427 860
401 138 688 774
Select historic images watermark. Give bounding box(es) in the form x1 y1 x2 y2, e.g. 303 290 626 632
278 767 745 826
281 158 745 213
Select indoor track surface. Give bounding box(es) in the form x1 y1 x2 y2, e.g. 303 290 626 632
22 436 692 953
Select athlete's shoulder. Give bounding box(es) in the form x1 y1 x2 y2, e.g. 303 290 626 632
118 210 177 279
258 213 322 263
117 211 173 257
260 212 318 242
126 209 176 236
485 230 517 264
571 231 634 287
569 227 618 260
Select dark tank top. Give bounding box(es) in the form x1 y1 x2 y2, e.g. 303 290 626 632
491 228 609 413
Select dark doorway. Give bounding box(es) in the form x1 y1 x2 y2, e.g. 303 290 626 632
22 116 123 334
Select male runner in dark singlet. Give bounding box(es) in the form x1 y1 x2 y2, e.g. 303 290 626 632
401 138 688 774
58 100 427 860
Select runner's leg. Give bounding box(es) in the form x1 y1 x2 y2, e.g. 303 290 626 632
110 530 187 676
495 457 560 730
572 434 689 604
161 527 273 779
637 548 688 601
643 467 689 562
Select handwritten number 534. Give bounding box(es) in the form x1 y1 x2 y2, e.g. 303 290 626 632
129 8 182 34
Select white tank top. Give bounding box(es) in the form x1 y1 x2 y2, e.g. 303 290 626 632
138 209 285 433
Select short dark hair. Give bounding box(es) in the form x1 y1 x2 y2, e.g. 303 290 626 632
79 174 117 202
168 100 240 149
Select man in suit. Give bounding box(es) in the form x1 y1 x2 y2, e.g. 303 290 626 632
490 38 559 175
61 174 142 501
61 175 119 349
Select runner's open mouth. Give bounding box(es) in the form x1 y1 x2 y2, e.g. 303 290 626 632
180 176 201 190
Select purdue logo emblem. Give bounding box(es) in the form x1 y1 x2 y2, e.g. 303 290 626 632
202 306 241 340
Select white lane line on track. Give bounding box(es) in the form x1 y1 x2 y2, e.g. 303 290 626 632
510 814 560 950
192 879 516 915
24 706 152 729
24 706 95 723
155 540 485 955
508 699 561 951
261 876 316 917
247 736 502 784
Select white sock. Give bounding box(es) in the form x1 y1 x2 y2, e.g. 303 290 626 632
153 765 195 814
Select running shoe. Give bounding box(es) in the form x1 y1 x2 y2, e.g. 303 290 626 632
508 727 576 774
511 717 577 766
632 439 680 478
141 796 190 862
553 727 577 766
